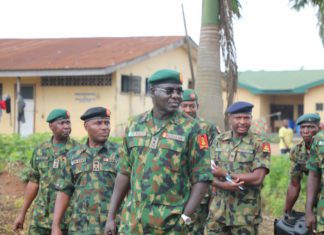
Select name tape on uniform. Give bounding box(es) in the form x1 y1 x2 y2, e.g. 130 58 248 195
162 132 185 142
128 131 147 137
71 158 86 165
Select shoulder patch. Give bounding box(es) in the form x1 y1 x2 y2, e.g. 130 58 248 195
318 141 324 146
198 134 209 150
262 142 271 153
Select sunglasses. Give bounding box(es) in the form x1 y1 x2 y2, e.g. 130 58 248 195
154 87 184 95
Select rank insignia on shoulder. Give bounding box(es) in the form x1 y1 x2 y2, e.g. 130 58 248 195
198 134 209 150
262 143 271 153
53 159 59 169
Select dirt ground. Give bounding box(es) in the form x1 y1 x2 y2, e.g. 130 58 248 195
0 171 276 235
0 171 27 235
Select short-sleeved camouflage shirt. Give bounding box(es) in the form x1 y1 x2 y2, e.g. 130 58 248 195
208 131 270 227
117 110 212 234
59 140 119 234
28 137 78 229
306 130 324 233
290 139 310 180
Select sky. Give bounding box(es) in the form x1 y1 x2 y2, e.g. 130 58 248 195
0 0 323 71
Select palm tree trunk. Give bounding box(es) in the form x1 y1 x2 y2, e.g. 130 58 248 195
196 0 225 130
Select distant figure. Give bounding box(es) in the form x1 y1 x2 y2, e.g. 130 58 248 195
279 119 293 154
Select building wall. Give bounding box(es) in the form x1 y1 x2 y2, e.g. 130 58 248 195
304 85 324 121
0 47 196 137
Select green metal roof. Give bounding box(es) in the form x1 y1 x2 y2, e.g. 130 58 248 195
238 70 324 94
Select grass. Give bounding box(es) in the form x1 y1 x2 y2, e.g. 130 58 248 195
262 155 306 217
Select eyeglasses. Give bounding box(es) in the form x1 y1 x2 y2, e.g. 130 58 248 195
154 87 184 96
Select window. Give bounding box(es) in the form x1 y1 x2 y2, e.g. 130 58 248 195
41 74 112 86
145 78 150 95
121 75 141 94
316 103 323 111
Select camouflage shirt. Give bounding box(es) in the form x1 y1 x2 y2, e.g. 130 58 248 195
306 130 324 232
197 117 218 146
290 139 311 180
28 137 78 229
59 140 119 234
118 110 212 233
209 131 270 226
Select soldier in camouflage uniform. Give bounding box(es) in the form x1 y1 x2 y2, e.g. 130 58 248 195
180 89 218 234
284 114 320 215
51 107 119 235
105 69 213 235
207 101 271 235
306 130 324 234
13 109 77 235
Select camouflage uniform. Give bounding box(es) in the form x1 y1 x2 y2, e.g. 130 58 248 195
28 137 78 234
118 110 213 234
290 139 310 181
306 130 324 233
207 131 270 235
58 140 119 235
191 118 218 235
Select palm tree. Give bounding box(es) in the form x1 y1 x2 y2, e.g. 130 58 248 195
290 0 324 46
195 0 241 130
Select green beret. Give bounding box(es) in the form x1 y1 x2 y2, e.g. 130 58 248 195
148 69 183 85
46 109 70 123
296 113 320 125
182 89 198 103
80 107 111 121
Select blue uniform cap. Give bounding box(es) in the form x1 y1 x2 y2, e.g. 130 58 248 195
296 113 320 125
226 101 254 114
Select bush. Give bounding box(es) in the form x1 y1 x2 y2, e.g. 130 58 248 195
262 155 307 217
0 134 122 180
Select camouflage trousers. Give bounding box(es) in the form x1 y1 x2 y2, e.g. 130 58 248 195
191 203 209 235
206 222 259 235
28 225 68 235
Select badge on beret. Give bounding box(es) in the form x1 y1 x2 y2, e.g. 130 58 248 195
106 108 111 117
66 111 70 118
198 134 209 150
190 93 196 100
262 143 271 153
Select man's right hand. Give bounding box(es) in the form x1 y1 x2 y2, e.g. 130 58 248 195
13 213 25 232
212 178 244 191
306 211 316 234
104 219 117 235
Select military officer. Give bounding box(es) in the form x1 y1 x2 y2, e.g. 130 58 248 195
13 109 78 235
105 69 213 235
180 89 218 234
306 129 324 234
284 114 320 214
207 101 271 235
51 107 119 235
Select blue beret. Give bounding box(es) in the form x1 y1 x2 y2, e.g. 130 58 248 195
226 101 254 114
296 113 320 125
148 69 182 85
80 107 111 121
